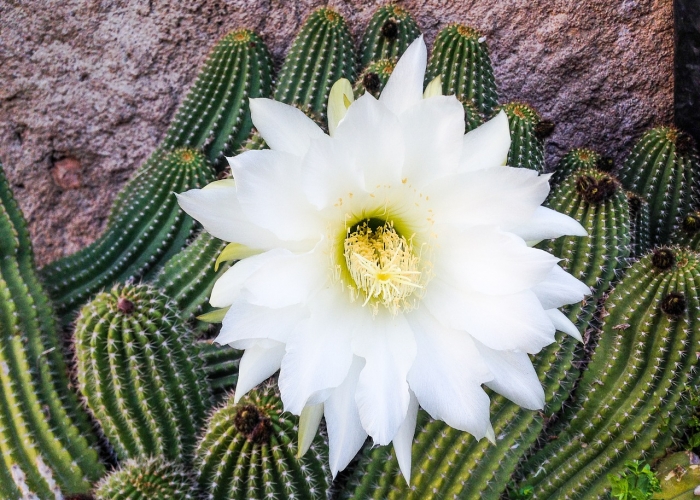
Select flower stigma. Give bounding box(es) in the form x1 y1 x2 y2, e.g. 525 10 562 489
343 220 424 314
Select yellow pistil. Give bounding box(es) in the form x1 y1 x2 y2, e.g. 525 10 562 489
344 221 422 314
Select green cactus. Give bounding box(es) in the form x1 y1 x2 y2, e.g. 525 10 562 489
93 456 196 500
518 247 700 499
461 99 485 132
653 451 700 499
354 58 396 99
0 164 104 498
74 283 211 463
195 383 331 500
40 148 215 321
496 102 552 172
359 4 420 68
619 126 700 245
198 341 242 399
672 211 700 251
274 7 357 118
551 148 613 186
426 24 499 115
628 192 652 257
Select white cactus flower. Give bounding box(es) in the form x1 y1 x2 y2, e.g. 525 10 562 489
177 36 589 482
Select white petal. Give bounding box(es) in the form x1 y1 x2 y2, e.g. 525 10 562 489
423 279 555 353
507 206 587 245
234 341 285 403
327 78 354 137
406 308 492 437
531 265 590 310
176 183 282 250
427 166 550 230
352 312 416 445
400 95 465 187
546 308 582 341
210 250 286 307
474 341 545 411
457 110 511 172
215 300 306 347
249 97 325 157
379 35 426 116
241 240 329 308
392 390 418 484
423 75 443 99
231 149 325 242
298 403 324 458
334 93 405 188
325 356 368 477
278 287 360 414
434 226 559 295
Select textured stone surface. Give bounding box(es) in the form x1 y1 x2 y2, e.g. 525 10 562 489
0 0 673 267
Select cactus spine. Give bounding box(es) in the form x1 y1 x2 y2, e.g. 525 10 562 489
195 383 331 500
0 164 103 498
360 4 420 67
519 247 700 499
627 191 651 257
94 457 195 500
274 7 357 118
198 341 242 399
619 126 700 245
74 283 211 462
497 102 551 172
426 24 499 115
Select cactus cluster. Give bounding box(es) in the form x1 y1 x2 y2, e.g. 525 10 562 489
1 4 699 500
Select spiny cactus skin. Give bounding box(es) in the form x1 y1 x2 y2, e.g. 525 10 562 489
359 4 420 67
672 211 700 250
354 58 396 99
0 164 104 499
619 126 700 245
551 148 613 186
161 29 273 166
519 247 700 499
41 149 215 320
274 7 357 118
198 341 242 399
74 283 211 463
497 102 550 172
426 24 499 116
195 383 331 500
461 99 485 133
628 192 652 257
94 457 196 500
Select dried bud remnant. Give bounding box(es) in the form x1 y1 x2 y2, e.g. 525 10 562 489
660 292 686 316
651 248 675 271
234 404 272 444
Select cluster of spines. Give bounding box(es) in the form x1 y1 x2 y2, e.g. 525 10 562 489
273 7 357 118
93 456 196 500
551 148 611 186
519 247 700 499
0 164 104 498
195 382 331 500
426 24 499 115
497 102 552 172
619 126 700 245
359 4 420 67
354 58 396 99
40 148 215 320
73 283 211 463
198 341 242 400
672 210 700 250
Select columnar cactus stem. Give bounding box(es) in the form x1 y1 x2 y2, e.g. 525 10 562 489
0 164 103 499
198 341 242 400
496 102 551 172
74 283 211 463
627 191 651 257
360 4 420 67
94 456 196 500
551 148 611 186
354 58 396 99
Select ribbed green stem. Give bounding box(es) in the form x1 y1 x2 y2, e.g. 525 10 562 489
198 341 242 400
74 283 211 463
354 58 396 100
627 191 651 257
671 210 700 250
195 383 331 500
94 456 196 500
359 4 420 68
551 148 608 186
496 102 549 172
425 24 498 115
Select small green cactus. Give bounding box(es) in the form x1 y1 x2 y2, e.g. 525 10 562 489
74 283 211 463
672 211 700 250
519 247 700 499
93 456 196 500
198 341 242 400
653 451 700 499
496 102 552 172
273 7 357 118
551 148 613 186
195 383 331 500
619 126 700 245
0 164 104 499
354 58 396 99
360 4 420 68
462 99 485 132
426 24 499 115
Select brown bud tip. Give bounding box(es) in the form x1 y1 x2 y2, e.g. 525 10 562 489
660 291 686 316
596 156 615 172
235 404 271 444
576 174 617 204
117 297 135 315
380 20 399 40
652 248 675 270
675 131 696 156
363 72 381 94
682 213 700 234
534 120 555 140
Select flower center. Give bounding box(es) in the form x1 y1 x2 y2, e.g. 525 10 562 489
343 220 423 314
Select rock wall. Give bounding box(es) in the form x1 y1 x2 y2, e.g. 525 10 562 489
0 0 673 266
